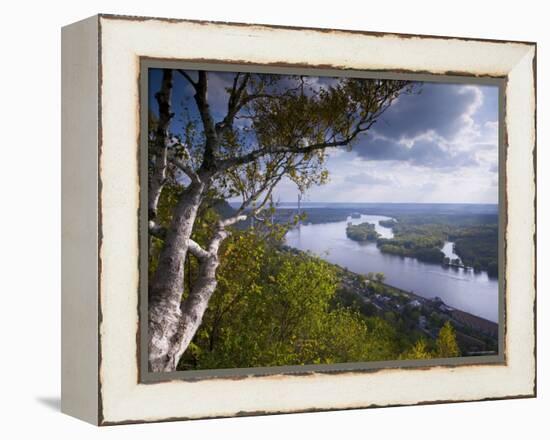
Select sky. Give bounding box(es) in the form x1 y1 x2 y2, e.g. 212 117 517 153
149 69 499 204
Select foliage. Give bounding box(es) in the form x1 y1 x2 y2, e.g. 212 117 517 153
436 321 461 358
150 182 466 371
375 215 497 273
346 222 381 241
151 189 466 369
149 184 408 369
378 240 445 264
178 229 407 369
399 322 461 360
378 219 397 228
400 339 433 360
450 225 498 276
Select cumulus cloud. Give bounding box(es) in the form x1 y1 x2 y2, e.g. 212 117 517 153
354 134 478 169
350 82 498 172
370 83 481 139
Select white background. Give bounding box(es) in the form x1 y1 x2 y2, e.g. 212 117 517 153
0 0 546 438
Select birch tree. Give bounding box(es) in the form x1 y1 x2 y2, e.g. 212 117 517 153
148 68 413 371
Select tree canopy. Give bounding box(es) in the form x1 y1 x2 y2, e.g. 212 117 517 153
150 71 415 220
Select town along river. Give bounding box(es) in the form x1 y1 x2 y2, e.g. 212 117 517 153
285 214 498 322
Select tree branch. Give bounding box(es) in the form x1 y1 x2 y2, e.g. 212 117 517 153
176 69 197 89
216 75 303 137
217 135 355 171
149 69 174 221
216 73 261 135
215 80 407 171
167 146 200 183
238 171 283 217
219 214 248 228
194 71 218 171
187 239 210 261
218 73 250 133
149 221 167 240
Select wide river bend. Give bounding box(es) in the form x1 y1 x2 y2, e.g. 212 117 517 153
285 214 498 322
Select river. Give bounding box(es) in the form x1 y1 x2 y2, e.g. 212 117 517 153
285 214 499 322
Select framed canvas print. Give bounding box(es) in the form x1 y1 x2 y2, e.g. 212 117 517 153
61 14 536 425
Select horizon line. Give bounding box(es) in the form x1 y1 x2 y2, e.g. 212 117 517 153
231 201 499 205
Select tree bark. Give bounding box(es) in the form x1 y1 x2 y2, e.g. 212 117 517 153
148 179 206 372
168 237 224 367
148 186 246 371
166 214 245 367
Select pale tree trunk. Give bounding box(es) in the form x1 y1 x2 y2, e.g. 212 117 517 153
148 173 246 372
148 180 206 372
168 215 245 367
148 70 232 372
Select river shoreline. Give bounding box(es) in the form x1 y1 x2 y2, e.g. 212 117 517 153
335 263 499 355
283 244 499 355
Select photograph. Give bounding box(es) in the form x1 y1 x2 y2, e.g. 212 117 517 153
145 67 501 374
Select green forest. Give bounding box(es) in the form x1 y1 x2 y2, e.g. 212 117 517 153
450 226 499 276
150 187 461 370
343 214 498 275
346 222 380 242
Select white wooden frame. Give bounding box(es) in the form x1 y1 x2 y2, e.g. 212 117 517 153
61 14 536 425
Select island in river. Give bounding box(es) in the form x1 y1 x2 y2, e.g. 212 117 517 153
346 222 380 241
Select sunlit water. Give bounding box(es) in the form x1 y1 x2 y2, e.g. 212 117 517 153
441 241 462 264
285 214 498 322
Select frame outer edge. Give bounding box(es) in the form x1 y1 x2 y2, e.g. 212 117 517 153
94 15 537 425
61 14 100 425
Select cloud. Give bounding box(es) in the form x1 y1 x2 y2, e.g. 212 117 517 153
353 137 409 161
349 82 498 171
344 172 394 186
419 182 438 192
354 134 478 169
371 82 481 140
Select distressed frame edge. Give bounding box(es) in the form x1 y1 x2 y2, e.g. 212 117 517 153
100 393 536 427
503 44 537 401
97 12 537 47
94 15 537 425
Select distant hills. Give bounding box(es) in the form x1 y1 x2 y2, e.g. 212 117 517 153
272 202 499 216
